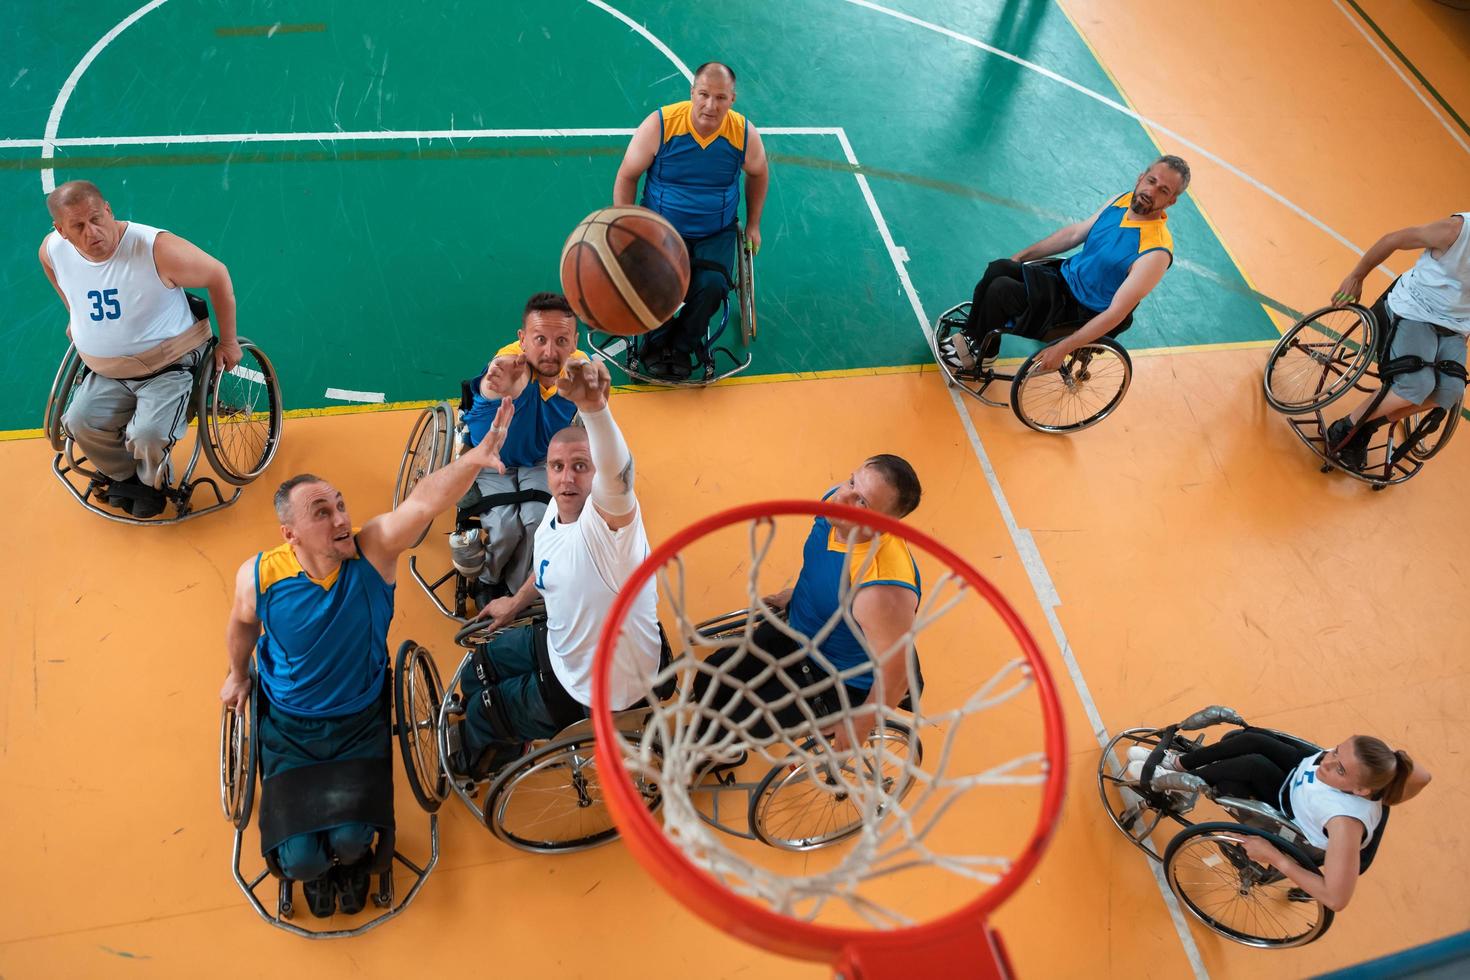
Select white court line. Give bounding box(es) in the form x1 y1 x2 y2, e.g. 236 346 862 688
0 125 840 150
228 364 266 384
324 387 385 403
834 126 1211 980
1330 0 1470 157
40 0 169 193
583 0 693 84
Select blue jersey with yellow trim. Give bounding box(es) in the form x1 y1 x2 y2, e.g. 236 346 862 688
254 538 394 718
642 101 747 240
462 340 587 467
786 490 921 691
1060 192 1173 313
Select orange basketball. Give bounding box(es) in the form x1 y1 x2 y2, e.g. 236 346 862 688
559 206 691 336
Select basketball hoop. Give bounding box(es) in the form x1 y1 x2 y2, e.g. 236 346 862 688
592 500 1066 978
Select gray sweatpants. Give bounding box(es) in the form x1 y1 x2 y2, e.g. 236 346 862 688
62 343 207 487
468 464 549 588
1387 318 1468 410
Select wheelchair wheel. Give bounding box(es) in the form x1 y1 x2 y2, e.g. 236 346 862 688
218 689 255 831
1263 305 1376 414
394 403 453 548
1404 397 1462 462
43 345 85 453
198 340 284 486
1096 727 1172 859
1164 822 1332 948
749 721 920 852
737 234 757 345
1011 338 1132 433
484 735 660 853
395 641 448 812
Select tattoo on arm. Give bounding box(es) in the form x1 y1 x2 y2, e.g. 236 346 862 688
618 458 635 493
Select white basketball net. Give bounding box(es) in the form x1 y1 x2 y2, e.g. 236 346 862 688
610 515 1052 930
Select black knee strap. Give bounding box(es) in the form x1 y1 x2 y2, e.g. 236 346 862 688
1380 354 1428 381
1436 359 1468 383
259 756 395 859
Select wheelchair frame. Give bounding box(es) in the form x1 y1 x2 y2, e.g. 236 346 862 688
587 226 756 388
1096 706 1389 949
43 302 283 524
1264 301 1463 489
218 643 444 938
932 301 1134 433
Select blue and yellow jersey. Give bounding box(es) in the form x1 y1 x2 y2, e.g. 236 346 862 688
786 491 922 691
254 538 394 718
1060 192 1174 313
641 100 747 240
462 340 587 467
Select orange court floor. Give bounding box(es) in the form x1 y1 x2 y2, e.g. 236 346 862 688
4 1 1470 978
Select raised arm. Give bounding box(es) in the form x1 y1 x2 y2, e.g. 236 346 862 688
1033 248 1170 373
613 112 662 207
153 231 241 372
742 124 769 254
357 399 514 579
1333 214 1465 306
219 558 261 712
1011 204 1106 263
555 358 638 530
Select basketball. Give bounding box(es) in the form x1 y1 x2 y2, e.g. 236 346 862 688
559 205 690 336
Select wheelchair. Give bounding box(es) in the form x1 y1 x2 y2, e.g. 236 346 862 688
431 604 666 853
219 641 445 938
587 225 756 387
932 298 1133 434
684 608 924 851
1263 296 1463 489
43 294 283 524
1096 705 1390 949
393 376 551 621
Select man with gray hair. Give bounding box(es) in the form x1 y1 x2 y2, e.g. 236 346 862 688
941 155 1189 376
217 400 513 918
39 180 242 517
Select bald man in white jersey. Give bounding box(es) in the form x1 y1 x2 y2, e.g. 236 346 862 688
452 358 662 778
39 180 242 518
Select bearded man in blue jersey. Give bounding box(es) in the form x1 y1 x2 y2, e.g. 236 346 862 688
941 155 1189 376
613 61 770 379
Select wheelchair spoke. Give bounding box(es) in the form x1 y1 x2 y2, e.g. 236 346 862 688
1265 307 1374 412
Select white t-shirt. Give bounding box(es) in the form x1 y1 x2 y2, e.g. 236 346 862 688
45 222 197 358
1388 211 1470 334
533 499 661 709
1285 754 1383 850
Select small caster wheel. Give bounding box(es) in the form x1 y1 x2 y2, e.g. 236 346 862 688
278 880 295 920
1320 465 1333 474
1371 484 1386 492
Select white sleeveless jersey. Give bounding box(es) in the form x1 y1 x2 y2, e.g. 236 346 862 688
45 222 197 358
1388 212 1470 334
533 499 661 709
1285 754 1382 850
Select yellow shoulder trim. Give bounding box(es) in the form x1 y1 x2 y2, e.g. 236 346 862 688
661 101 692 143
258 540 342 593
852 533 919 588
496 340 523 358
1136 218 1173 254
722 110 747 152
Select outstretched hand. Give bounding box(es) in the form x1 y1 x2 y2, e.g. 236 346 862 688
556 357 611 413
485 353 530 398
465 398 514 473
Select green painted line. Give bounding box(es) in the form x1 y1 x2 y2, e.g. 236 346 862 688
215 23 326 37
1342 0 1470 140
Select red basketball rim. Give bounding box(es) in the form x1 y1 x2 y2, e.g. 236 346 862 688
592 499 1068 968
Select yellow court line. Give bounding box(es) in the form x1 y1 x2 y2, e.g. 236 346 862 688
1053 0 1288 336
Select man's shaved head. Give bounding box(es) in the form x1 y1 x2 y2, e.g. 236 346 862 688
46 180 105 220
549 425 588 449
693 61 736 86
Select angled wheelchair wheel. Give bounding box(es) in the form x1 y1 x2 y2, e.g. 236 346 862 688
198 340 284 486
1096 727 1174 859
1164 822 1332 948
1011 338 1132 433
1405 397 1462 462
1264 305 1376 414
394 403 453 548
749 721 920 852
737 234 757 345
484 735 659 853
44 345 85 453
218 688 255 831
395 641 448 812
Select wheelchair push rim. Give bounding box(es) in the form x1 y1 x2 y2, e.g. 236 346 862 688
738 230 757 346
1263 305 1376 415
484 736 638 853
395 641 449 811
394 403 453 548
1164 822 1333 948
219 689 256 830
1095 727 1178 860
198 339 284 486
44 344 85 453
1011 337 1132 433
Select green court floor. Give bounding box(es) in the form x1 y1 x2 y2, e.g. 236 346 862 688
1 0 1276 433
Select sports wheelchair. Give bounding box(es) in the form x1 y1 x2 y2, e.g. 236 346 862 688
587 225 756 387
685 608 924 852
1097 705 1389 949
219 641 445 938
932 295 1133 434
44 294 282 524
1263 295 1463 489
393 377 551 620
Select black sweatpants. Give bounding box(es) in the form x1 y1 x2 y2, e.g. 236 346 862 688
1180 731 1315 805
